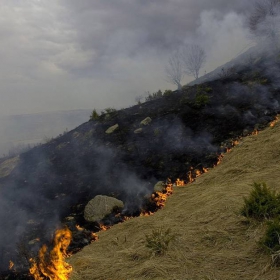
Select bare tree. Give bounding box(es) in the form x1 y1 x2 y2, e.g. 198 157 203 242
182 44 206 80
249 0 280 45
165 51 184 90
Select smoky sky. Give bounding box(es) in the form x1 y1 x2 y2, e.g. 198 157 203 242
0 0 255 115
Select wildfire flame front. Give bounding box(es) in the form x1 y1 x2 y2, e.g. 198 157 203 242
29 228 72 280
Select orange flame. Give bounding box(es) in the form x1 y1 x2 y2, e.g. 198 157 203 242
29 228 72 280
270 116 279 127
175 178 185 186
9 260 14 270
99 224 111 231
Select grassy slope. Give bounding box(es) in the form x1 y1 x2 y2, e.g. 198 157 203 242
69 118 280 280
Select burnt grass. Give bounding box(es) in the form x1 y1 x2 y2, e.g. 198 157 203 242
1 57 280 277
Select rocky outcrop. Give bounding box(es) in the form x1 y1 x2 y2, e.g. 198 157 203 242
84 195 124 222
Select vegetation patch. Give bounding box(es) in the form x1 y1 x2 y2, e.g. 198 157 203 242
240 182 280 221
145 227 176 256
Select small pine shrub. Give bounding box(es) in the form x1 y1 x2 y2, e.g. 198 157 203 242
193 93 210 108
90 109 99 121
240 182 280 220
260 219 280 253
163 89 173 96
145 227 176 256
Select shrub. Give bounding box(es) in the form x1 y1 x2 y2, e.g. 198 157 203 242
90 109 99 121
193 93 210 108
145 90 163 101
240 182 280 220
145 227 176 256
260 219 280 253
163 89 173 96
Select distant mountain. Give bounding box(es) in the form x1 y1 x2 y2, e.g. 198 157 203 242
0 109 92 156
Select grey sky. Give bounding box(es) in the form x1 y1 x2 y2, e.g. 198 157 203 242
0 0 255 115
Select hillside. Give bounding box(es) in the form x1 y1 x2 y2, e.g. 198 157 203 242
1 49 280 278
69 117 280 280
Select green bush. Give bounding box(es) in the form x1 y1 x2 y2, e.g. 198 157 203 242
163 89 173 96
145 90 163 101
240 182 280 220
145 227 176 256
260 219 280 252
193 93 210 108
89 109 99 121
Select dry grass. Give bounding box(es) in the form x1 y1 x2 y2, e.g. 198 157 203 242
69 118 280 280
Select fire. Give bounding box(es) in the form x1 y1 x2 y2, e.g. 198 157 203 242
9 260 14 270
175 178 185 186
99 224 111 231
140 211 153 217
270 116 279 127
29 228 72 280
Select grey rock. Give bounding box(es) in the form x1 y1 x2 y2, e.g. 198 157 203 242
140 117 152 126
105 124 119 134
84 195 124 222
134 128 143 134
0 156 20 178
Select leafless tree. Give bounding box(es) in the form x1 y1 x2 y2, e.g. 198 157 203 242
249 0 280 45
165 51 184 90
182 44 206 80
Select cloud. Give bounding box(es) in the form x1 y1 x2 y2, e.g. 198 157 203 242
0 0 256 115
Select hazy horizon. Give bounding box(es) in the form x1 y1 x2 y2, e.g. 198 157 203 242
0 0 255 116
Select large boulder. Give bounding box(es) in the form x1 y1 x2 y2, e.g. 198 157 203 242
84 195 124 222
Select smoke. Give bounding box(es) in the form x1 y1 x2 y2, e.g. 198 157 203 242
196 10 253 74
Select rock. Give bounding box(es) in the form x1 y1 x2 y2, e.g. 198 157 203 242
140 117 152 126
105 124 119 134
0 156 20 178
154 181 165 192
134 128 143 134
84 195 124 222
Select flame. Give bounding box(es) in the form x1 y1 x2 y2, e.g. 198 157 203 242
99 224 111 231
176 178 185 186
9 260 14 270
251 129 259 135
75 224 84 231
140 211 154 217
29 228 72 280
270 116 279 127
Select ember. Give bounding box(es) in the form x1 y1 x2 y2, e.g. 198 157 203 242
8 260 14 270
29 228 72 280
